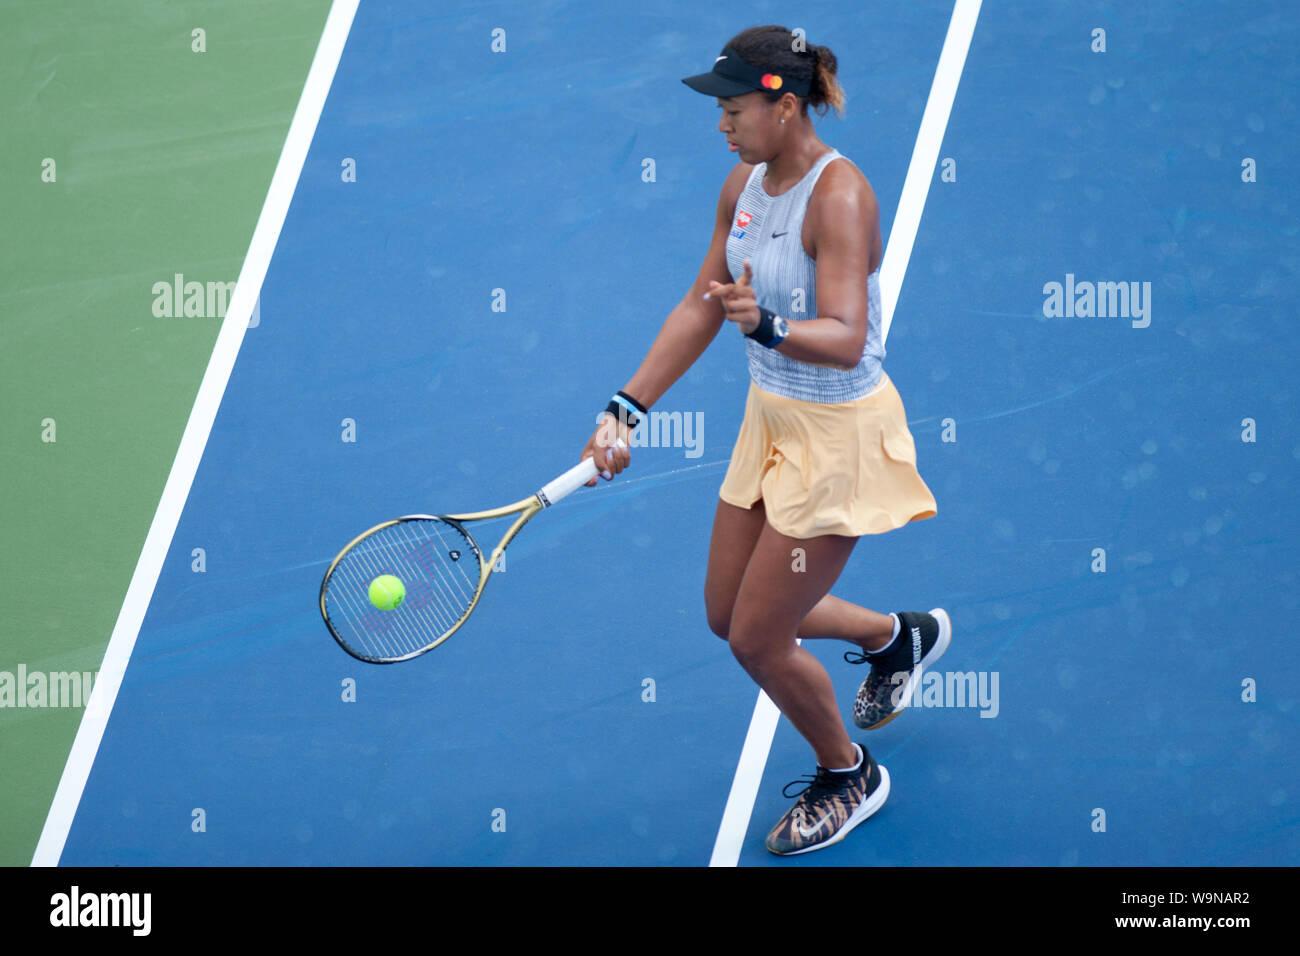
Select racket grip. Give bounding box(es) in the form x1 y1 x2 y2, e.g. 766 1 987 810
538 457 600 507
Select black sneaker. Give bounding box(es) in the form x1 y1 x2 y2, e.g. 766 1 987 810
847 608 952 730
764 744 890 856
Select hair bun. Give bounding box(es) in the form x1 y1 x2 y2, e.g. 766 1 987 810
726 26 844 118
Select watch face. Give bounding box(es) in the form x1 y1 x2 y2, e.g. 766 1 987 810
775 316 790 338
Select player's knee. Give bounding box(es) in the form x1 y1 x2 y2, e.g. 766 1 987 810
727 627 772 674
707 609 732 640
704 593 733 640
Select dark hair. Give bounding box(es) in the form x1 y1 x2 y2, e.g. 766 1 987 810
728 25 845 117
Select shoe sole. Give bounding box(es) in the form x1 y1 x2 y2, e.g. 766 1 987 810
861 607 952 731
771 764 892 856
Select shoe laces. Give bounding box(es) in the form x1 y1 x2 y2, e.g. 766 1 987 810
781 766 846 801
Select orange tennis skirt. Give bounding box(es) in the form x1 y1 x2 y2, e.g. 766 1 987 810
718 371 937 539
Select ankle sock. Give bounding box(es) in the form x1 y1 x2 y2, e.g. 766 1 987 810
828 743 864 774
867 614 902 657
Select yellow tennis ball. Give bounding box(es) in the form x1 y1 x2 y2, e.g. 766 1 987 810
368 574 406 610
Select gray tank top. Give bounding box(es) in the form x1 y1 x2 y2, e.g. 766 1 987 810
725 147 885 403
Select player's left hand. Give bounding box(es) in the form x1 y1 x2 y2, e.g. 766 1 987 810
706 258 760 334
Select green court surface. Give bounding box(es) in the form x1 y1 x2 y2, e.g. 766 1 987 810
0 1 333 866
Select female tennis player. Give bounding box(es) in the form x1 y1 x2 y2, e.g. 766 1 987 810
580 25 951 856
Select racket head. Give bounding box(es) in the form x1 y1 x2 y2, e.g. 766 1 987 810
319 515 489 663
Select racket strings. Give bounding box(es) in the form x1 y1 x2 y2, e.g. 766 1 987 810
324 518 481 661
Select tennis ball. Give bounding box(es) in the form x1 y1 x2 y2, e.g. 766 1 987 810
368 574 406 610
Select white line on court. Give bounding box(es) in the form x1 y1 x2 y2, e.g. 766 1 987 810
31 0 361 867
708 0 982 868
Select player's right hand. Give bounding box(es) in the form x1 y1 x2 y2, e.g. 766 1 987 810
581 417 631 487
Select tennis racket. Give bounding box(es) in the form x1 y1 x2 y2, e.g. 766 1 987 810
319 455 603 663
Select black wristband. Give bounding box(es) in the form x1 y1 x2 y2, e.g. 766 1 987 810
604 391 647 429
616 390 648 416
745 307 788 347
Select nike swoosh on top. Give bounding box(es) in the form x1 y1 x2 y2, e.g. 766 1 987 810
772 231 788 238
715 55 727 63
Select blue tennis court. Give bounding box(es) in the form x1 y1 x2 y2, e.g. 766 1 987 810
49 0 1298 866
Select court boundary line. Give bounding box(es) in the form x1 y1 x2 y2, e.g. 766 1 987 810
708 0 982 867
31 0 361 866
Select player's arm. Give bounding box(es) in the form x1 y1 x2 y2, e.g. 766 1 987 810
721 165 874 370
579 164 749 483
616 163 750 409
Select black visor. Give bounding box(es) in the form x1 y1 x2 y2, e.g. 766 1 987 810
681 45 812 99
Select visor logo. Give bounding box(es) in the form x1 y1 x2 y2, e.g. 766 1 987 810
761 73 783 90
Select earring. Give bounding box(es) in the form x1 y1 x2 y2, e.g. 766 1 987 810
780 118 785 124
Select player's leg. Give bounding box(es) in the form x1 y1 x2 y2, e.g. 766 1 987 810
703 497 768 641
724 521 860 769
722 520 892 854
800 586 953 731
706 499 891 652
797 594 896 651
705 497 950 733
707 500 919 654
